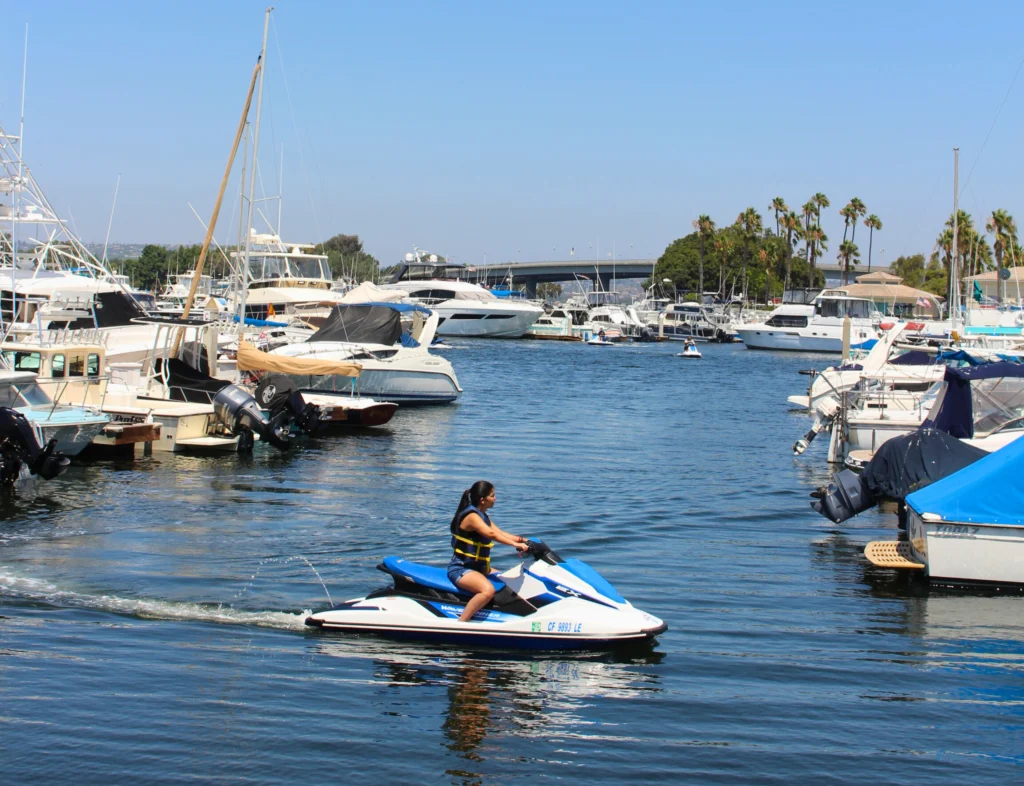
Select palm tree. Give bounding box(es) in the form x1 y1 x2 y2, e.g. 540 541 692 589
780 210 804 291
840 204 857 243
806 225 828 277
848 198 867 246
813 192 830 228
801 200 816 263
770 197 788 236
736 207 763 302
838 240 860 285
692 214 716 296
864 214 882 272
987 209 1018 304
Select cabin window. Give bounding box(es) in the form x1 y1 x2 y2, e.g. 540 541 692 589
2 351 41 372
87 354 100 377
68 355 85 377
52 354 66 378
765 314 808 328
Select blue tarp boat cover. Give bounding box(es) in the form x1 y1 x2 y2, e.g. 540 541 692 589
907 432 1024 525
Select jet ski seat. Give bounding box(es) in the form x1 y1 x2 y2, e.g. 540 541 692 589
380 556 506 596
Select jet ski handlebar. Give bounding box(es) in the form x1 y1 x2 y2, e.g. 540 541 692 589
523 539 563 565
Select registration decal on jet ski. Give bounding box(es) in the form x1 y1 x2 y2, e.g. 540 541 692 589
430 603 517 623
547 621 583 634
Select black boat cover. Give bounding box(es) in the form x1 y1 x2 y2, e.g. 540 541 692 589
861 428 987 502
154 357 229 403
68 291 148 329
308 305 402 345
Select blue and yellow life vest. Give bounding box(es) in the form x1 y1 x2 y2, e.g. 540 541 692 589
450 504 494 573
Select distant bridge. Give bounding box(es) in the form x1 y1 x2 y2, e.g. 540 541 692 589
471 259 871 296
473 259 656 298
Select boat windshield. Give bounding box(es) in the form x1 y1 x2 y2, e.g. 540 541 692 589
972 377 1024 436
0 381 52 408
2 350 42 372
815 298 874 319
248 256 331 281
289 257 332 280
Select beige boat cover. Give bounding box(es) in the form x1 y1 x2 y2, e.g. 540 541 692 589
339 281 409 304
236 340 362 377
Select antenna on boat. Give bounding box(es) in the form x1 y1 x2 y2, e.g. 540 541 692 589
101 173 121 268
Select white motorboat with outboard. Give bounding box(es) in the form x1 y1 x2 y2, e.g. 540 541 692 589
305 540 666 650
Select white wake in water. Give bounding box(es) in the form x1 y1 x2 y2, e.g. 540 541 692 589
0 568 311 631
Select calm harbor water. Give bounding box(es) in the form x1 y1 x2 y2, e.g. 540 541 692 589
1 339 1022 784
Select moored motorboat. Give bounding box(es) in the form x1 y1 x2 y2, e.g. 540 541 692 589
305 540 666 650
865 433 1024 588
270 303 462 404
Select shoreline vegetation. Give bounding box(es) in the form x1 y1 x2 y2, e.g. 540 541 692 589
652 195 1022 304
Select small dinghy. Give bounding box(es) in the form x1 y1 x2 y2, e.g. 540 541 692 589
676 342 702 358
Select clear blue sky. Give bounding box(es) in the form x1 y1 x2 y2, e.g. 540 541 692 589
3 1 1023 269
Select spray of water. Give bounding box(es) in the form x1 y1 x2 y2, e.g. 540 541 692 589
230 554 333 606
0 569 310 631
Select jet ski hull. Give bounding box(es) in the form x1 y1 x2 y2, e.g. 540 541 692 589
305 596 665 651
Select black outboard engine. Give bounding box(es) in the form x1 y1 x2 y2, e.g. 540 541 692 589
253 373 323 437
0 408 70 485
213 385 292 452
811 469 874 523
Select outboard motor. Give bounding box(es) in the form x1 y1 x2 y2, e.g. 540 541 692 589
0 408 70 485
213 385 292 452
810 469 875 524
253 373 323 437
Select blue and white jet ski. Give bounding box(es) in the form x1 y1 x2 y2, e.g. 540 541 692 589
305 541 666 650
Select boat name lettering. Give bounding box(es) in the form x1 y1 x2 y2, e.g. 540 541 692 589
935 524 979 536
546 621 583 633
111 414 148 424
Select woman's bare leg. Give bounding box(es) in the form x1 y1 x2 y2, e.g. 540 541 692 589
456 571 495 622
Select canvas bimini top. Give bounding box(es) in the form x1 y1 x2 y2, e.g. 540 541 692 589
907 429 1024 526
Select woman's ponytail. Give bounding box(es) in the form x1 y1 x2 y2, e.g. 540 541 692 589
449 481 494 533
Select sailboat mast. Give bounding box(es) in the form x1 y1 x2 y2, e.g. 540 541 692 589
239 7 273 326
952 147 959 335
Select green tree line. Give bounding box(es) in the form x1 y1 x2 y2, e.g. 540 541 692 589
654 196 1023 304
110 233 381 292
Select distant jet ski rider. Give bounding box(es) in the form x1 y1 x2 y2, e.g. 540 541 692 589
448 480 529 623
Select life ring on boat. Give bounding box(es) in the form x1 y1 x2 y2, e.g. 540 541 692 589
879 320 895 331
905 321 925 332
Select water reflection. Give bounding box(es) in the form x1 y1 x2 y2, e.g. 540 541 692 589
312 637 663 780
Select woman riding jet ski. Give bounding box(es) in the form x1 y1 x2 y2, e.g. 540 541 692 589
305 482 667 650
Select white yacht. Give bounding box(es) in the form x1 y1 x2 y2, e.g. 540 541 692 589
271 303 462 404
381 251 543 338
736 290 880 352
229 230 346 322
525 301 594 340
